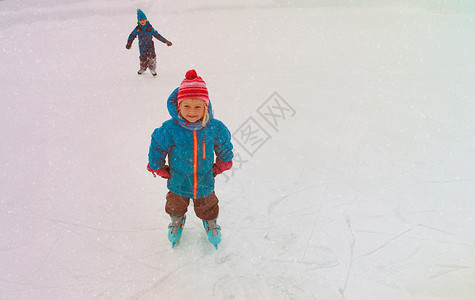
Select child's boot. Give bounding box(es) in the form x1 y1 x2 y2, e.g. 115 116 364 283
202 218 221 249
168 214 186 248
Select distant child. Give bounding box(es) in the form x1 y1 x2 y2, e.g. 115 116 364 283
147 70 234 249
126 9 172 76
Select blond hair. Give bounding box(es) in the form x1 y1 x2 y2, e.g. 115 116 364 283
201 106 210 126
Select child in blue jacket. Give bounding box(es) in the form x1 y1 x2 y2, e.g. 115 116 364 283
148 70 233 248
126 9 172 76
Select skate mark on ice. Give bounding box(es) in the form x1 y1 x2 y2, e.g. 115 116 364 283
267 183 327 217
51 218 157 233
356 227 415 259
299 184 329 263
413 224 475 248
430 265 473 279
417 224 471 239
55 222 164 273
131 267 186 299
339 215 355 297
269 258 340 270
23 222 66 287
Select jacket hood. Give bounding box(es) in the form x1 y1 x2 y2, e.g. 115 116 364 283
167 87 214 131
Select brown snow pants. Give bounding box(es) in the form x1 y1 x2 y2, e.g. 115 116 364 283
165 191 219 220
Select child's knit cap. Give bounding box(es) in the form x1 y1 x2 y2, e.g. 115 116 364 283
177 70 209 107
137 9 147 21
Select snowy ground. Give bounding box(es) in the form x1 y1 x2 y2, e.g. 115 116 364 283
1 0 475 299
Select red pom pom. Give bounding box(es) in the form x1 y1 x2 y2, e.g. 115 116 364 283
185 69 197 80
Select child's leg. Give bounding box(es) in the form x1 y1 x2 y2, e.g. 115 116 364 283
166 192 189 247
196 192 221 248
165 192 190 216
139 56 147 71
148 53 157 71
193 191 219 221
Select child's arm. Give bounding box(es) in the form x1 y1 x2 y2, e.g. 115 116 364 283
213 124 233 176
147 164 170 178
148 127 172 170
126 27 138 49
213 159 233 176
214 122 234 164
152 29 172 46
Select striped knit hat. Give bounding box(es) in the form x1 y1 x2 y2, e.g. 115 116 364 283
177 70 209 107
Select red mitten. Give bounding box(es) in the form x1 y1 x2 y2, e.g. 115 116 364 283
147 164 171 179
213 159 233 176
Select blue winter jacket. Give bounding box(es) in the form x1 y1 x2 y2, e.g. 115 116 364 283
128 22 167 57
148 88 234 199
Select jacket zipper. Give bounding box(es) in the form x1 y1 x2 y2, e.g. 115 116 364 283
193 130 198 199
193 130 207 199
202 130 206 160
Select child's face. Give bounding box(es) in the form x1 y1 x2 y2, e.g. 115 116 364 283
138 19 147 26
179 99 206 123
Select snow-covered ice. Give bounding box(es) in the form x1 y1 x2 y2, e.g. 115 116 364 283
1 0 475 299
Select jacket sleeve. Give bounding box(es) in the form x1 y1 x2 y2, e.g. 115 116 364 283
152 29 168 43
214 122 234 163
148 126 172 170
128 27 138 42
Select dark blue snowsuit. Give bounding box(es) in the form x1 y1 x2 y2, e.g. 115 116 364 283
127 22 169 71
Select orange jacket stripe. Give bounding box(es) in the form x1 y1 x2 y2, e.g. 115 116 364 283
193 130 198 199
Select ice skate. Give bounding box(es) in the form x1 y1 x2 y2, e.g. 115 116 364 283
203 219 221 249
168 214 186 248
